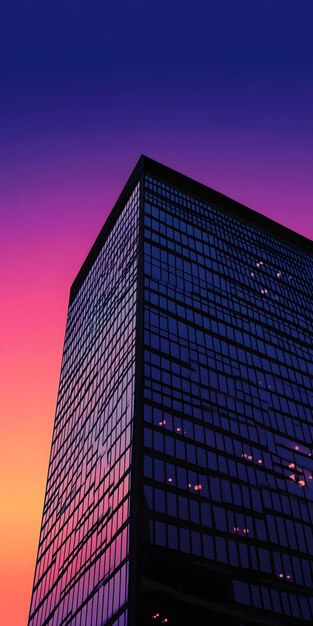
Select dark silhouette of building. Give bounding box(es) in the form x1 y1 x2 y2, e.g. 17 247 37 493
28 156 313 626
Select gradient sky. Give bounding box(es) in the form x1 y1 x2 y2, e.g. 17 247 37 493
1 2 313 625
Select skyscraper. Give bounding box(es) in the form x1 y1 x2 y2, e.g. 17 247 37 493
28 156 313 626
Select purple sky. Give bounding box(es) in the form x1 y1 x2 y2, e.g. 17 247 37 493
2 1 313 254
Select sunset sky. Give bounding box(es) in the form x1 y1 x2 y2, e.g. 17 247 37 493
1 2 313 625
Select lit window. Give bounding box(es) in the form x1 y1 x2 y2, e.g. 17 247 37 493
242 453 253 461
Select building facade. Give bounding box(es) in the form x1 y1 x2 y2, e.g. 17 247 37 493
28 157 313 626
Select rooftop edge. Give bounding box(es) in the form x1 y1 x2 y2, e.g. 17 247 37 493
69 154 313 305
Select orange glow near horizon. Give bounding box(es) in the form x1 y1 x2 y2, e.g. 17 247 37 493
0 216 107 625
0 266 66 626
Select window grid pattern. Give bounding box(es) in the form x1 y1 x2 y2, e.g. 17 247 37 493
28 184 140 626
143 176 313 622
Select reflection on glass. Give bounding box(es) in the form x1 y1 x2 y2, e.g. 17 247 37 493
143 176 313 622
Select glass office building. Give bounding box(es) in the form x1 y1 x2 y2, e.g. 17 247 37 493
28 156 313 626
